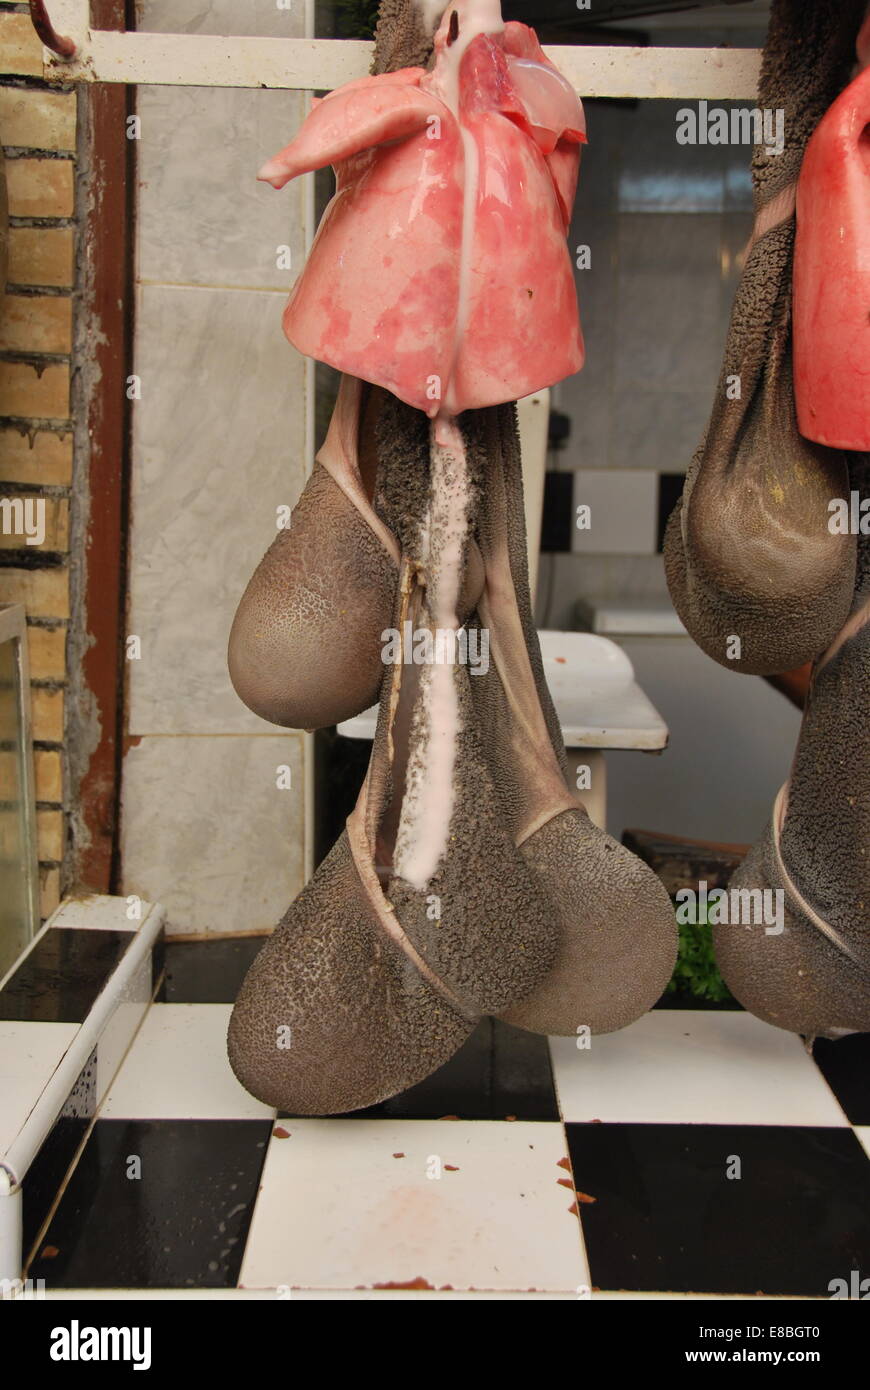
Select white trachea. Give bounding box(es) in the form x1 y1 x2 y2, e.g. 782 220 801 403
394 3 505 889
432 3 504 415
435 1 505 116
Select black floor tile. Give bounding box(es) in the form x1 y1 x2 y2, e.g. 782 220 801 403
0 929 133 1023
27 1120 272 1289
281 1019 558 1121
565 1122 870 1297
813 1033 870 1125
157 936 268 1004
22 1116 90 1266
491 1019 560 1120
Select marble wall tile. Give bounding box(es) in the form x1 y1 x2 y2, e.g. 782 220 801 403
127 283 307 736
556 369 611 472
614 214 722 396
122 735 305 936
135 1 310 290
610 385 710 473
135 1 306 39
137 85 307 291
572 469 658 556
557 211 618 470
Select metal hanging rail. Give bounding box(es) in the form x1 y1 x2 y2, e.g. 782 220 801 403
30 0 762 98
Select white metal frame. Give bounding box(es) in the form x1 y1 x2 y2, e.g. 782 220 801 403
0 896 166 1283
0 603 40 957
37 1 761 98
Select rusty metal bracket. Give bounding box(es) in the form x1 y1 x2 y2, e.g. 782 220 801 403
28 0 77 61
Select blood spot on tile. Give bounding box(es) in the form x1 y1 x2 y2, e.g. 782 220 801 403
373 1277 436 1290
273 1127 290 1139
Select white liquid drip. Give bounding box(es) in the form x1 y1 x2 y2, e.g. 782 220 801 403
394 424 470 891
429 420 467 629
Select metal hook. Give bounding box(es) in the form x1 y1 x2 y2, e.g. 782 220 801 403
28 0 77 61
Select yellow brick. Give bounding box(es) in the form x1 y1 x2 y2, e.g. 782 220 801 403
31 685 63 742
0 427 72 485
0 86 76 152
0 361 69 419
0 496 69 551
0 14 44 77
37 806 63 860
0 294 71 354
0 750 16 798
36 806 62 860
27 625 66 681
0 565 69 618
5 156 74 218
35 746 63 801
39 864 60 918
8 226 74 288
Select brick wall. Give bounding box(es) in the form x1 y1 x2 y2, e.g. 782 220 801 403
0 5 76 919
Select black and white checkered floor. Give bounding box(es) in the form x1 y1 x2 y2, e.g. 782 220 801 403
18 937 870 1298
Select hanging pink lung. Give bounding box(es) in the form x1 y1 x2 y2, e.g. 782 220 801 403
258 19 586 417
793 60 870 450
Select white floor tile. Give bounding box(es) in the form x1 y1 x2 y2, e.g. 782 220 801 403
855 1127 870 1162
100 1004 273 1120
550 1010 849 1127
239 1120 588 1293
0 1022 79 1155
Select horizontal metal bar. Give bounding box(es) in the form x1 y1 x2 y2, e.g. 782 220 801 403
43 33 761 100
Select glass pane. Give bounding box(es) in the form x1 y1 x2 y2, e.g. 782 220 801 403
0 635 34 978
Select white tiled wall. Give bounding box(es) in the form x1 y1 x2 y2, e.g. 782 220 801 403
122 1 314 934
543 19 766 623
558 94 754 476
572 470 658 556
